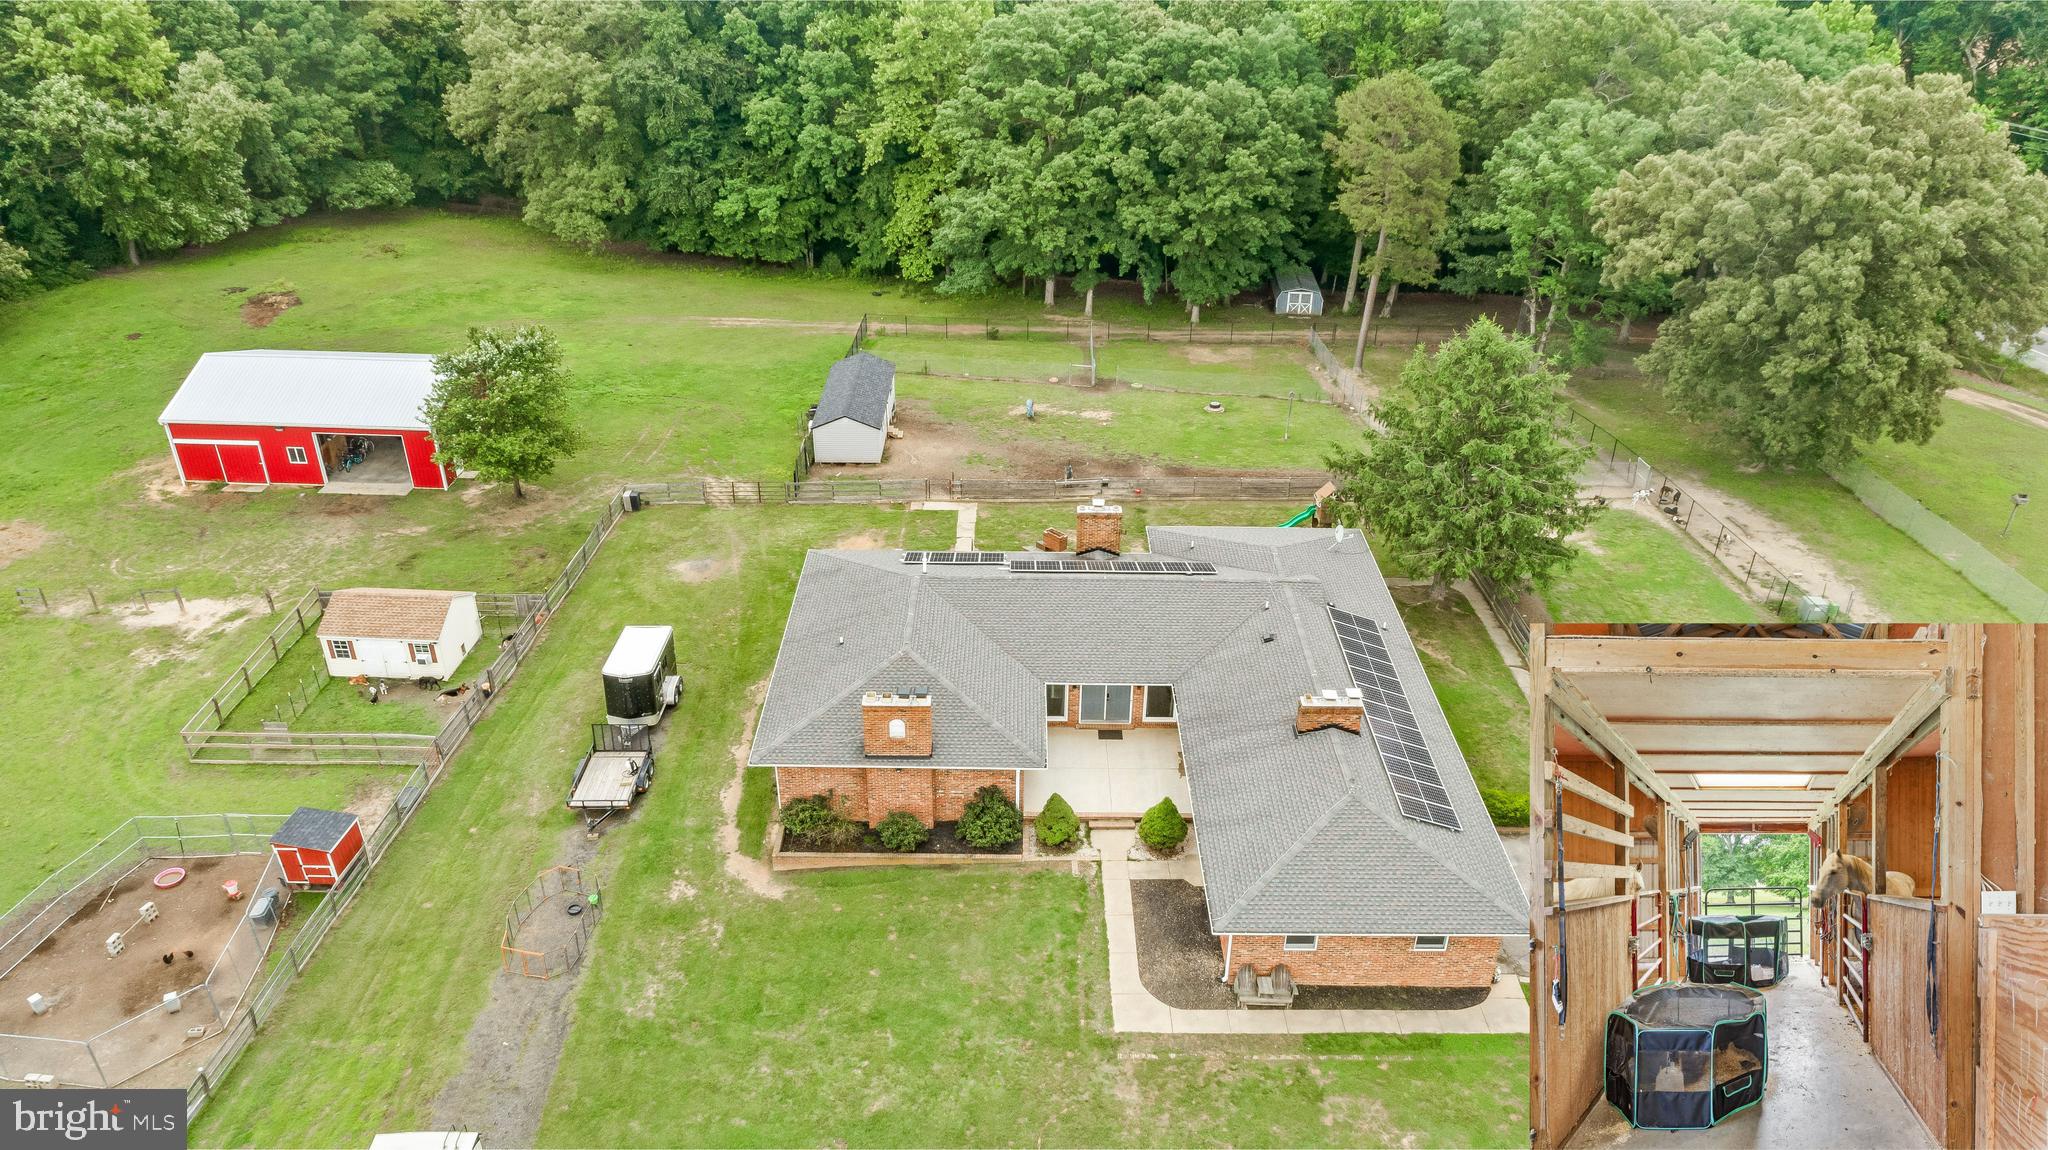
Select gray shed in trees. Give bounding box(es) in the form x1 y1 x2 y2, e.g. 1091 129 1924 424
1273 267 1324 317
809 351 896 464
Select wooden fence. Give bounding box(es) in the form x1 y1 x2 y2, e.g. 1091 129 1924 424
177 586 553 765
628 474 1331 507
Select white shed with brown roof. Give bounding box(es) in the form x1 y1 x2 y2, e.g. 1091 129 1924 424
316 588 482 681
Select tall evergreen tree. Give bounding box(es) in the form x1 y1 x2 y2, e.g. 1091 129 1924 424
1326 318 1594 590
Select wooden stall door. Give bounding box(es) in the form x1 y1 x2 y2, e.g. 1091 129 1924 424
1978 916 2048 1149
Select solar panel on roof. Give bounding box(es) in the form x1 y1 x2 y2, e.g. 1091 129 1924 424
901 551 1006 565
1002 557 1217 575
1327 606 1462 831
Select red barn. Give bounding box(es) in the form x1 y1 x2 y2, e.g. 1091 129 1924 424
159 350 452 494
269 807 366 888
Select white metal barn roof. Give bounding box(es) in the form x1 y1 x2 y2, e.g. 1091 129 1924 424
603 626 674 678
159 350 439 431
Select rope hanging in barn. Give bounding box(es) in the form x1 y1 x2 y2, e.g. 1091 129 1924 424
1551 775 1569 1027
1926 762 1942 1042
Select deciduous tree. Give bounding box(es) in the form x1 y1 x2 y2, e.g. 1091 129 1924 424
1598 64 2048 466
1481 97 1660 359
1326 71 1458 368
1326 318 1594 590
425 326 584 499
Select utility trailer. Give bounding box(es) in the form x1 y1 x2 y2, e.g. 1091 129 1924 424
566 723 654 829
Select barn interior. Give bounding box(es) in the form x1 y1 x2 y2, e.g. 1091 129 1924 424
316 433 410 493
1527 623 2046 1150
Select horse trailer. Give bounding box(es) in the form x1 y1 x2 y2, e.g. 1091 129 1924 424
602 625 680 729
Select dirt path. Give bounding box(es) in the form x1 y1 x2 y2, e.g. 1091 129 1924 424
1948 384 2048 433
718 679 783 900
427 823 602 1146
1579 453 1877 617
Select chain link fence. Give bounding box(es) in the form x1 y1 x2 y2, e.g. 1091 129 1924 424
0 816 287 1087
1830 462 2048 620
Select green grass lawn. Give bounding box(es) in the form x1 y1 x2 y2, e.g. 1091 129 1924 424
1567 373 2009 620
192 506 1526 1149
899 373 1355 473
1857 397 2048 585
1393 588 1530 825
224 619 516 735
1544 509 1764 623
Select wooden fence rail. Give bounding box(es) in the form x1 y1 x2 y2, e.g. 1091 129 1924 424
628 474 1330 507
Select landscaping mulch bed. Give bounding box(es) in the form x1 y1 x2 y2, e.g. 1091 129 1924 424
779 819 1022 856
1131 879 1491 1011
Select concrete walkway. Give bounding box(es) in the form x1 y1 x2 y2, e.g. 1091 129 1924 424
1564 963 1932 1148
1098 828 1528 1036
914 500 978 550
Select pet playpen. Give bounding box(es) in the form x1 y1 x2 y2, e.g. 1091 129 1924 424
1686 914 1789 989
1604 982 1768 1130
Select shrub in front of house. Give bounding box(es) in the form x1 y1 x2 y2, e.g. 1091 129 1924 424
781 792 862 850
1138 796 1187 854
876 810 928 852
957 785 1022 849
1035 793 1080 850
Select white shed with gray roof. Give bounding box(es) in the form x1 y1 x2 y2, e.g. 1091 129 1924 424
809 351 895 464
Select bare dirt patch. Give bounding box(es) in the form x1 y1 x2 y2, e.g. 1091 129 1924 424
240 291 301 327
111 596 259 640
0 520 49 569
124 456 197 503
670 555 737 583
831 529 887 551
1184 345 1253 365
1006 402 1113 423
0 852 273 1088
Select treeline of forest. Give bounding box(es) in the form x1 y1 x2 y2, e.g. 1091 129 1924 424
5 1 2048 464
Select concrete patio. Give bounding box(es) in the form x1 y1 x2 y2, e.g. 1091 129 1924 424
1026 727 1190 818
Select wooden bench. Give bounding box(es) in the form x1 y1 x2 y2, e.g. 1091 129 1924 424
1232 963 1297 1007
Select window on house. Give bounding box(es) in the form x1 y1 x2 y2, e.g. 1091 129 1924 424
286 446 308 465
1143 685 1176 720
888 718 906 740
1413 936 1449 952
1283 935 1318 952
1045 684 1067 720
1079 684 1132 724
328 639 353 660
411 642 434 664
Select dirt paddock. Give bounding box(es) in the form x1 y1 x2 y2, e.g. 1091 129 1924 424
0 854 274 1083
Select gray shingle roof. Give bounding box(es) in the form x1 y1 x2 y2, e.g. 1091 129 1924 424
813 352 895 430
271 806 358 850
751 527 1526 938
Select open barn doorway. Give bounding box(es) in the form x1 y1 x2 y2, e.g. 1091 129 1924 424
317 433 411 493
1524 623 2004 1149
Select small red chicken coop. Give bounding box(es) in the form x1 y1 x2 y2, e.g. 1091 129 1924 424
269 807 366 888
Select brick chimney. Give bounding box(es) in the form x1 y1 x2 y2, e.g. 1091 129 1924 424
1075 499 1123 555
1297 689 1365 735
862 692 933 757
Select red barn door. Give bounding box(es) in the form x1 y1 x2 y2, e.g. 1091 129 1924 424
217 442 267 484
173 442 225 482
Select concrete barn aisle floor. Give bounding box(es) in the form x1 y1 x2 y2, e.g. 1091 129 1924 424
1565 963 1934 1149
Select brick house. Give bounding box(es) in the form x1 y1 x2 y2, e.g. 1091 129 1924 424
749 509 1526 992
